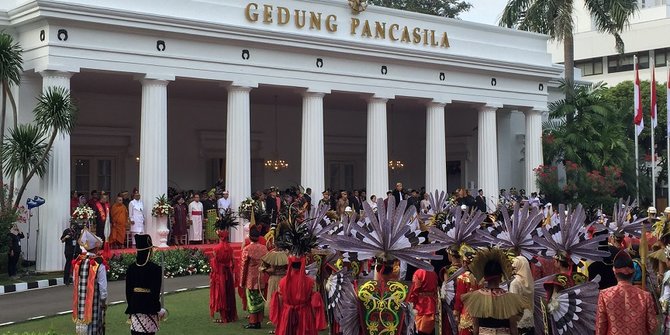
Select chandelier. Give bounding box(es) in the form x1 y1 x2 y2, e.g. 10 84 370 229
388 160 405 170
265 159 289 171
265 95 289 172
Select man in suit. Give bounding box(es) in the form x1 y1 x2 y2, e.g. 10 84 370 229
391 182 405 206
350 190 363 214
265 188 279 226
475 189 487 213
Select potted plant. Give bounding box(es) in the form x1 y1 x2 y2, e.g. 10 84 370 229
151 194 173 247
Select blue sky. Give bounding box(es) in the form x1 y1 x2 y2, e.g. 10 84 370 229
459 0 508 25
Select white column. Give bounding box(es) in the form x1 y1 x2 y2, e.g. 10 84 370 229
524 108 544 194
425 101 447 193
139 78 170 245
37 71 72 272
496 110 512 190
477 105 500 213
366 97 389 200
301 91 326 196
226 85 253 243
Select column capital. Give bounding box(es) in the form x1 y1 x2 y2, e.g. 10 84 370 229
230 80 259 89
478 104 503 112
303 90 327 98
39 70 75 80
525 106 549 115
367 96 389 104
136 73 175 82
426 100 448 109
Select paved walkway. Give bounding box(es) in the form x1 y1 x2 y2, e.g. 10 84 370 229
0 275 209 325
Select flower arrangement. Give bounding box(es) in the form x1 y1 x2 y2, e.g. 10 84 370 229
72 205 96 221
152 194 174 217
238 198 255 219
107 248 211 281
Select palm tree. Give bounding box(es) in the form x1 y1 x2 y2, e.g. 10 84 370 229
1 124 49 185
499 0 637 83
0 32 23 205
544 80 630 171
6 86 77 208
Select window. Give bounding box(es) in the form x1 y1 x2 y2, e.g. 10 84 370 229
575 58 603 76
608 52 649 73
656 49 669 66
72 157 115 194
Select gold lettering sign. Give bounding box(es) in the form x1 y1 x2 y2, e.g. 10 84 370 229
243 2 450 49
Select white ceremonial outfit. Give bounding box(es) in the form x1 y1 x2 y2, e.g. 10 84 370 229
128 199 145 234
217 197 231 216
189 201 203 241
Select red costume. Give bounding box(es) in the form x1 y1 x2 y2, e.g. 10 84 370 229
270 256 326 335
408 269 438 334
596 280 658 335
209 230 237 323
454 270 477 335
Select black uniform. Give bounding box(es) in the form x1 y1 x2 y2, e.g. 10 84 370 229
125 261 162 334
7 232 24 277
61 227 81 285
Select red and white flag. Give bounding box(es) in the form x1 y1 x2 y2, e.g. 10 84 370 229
651 62 657 128
634 56 644 136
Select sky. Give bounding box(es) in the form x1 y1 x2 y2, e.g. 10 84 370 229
459 0 509 26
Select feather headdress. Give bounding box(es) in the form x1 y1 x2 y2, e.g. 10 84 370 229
325 270 360 335
534 204 609 265
476 202 544 259
274 206 318 256
533 275 600 335
428 206 488 251
214 211 239 231
323 196 447 270
606 198 649 238
303 203 340 245
419 190 451 226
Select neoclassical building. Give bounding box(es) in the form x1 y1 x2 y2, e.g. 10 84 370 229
1 0 560 271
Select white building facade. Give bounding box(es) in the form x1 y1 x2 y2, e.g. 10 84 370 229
1 0 559 271
549 0 670 85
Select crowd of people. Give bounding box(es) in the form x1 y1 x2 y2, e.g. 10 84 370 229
56 180 670 335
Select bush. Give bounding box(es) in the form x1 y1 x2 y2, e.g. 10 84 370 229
107 248 211 281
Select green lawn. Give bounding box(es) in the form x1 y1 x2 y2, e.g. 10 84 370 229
1 288 328 335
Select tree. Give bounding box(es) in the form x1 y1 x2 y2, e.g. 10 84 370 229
499 0 637 84
544 80 630 172
369 0 472 18
0 32 23 205
4 86 77 208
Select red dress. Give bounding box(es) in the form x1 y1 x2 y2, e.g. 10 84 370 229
408 269 438 333
209 237 237 322
270 257 327 335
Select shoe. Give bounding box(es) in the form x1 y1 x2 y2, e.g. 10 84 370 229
244 323 261 329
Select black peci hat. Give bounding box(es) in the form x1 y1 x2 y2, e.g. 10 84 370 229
134 234 155 265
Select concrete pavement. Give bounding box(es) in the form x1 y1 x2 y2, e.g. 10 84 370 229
0 274 209 326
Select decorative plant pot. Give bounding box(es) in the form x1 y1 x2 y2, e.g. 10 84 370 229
156 215 169 248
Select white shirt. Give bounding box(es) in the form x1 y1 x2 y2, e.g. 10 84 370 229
217 197 231 215
129 199 144 223
86 252 108 301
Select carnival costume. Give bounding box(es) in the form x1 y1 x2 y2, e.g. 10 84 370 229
532 204 608 335
660 245 670 334
125 234 165 335
427 202 488 335
72 229 107 335
324 196 447 335
209 211 239 323
461 248 529 335
240 228 268 329
269 205 328 335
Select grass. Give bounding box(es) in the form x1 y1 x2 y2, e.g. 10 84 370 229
1 288 329 335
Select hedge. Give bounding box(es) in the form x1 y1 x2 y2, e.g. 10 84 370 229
107 248 211 281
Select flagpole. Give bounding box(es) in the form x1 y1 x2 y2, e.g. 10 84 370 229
652 60 657 208
635 55 641 205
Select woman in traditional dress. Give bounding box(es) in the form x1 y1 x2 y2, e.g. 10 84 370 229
261 248 288 334
109 195 128 248
172 196 188 245
210 230 237 323
461 248 528 335
188 194 203 243
509 256 534 335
